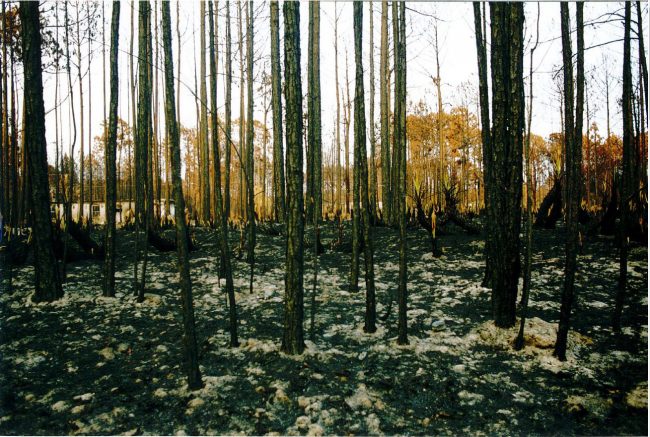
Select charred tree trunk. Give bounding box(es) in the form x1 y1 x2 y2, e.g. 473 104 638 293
488 3 525 328
396 1 408 345
209 0 238 347
554 2 583 361
20 1 63 302
245 1 256 294
353 1 377 333
225 1 232 220
613 2 634 334
134 0 152 301
270 1 286 222
473 2 492 288
161 0 203 390
103 2 119 298
281 1 305 355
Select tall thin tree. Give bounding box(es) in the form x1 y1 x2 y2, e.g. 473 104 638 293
270 1 285 222
396 1 408 344
379 1 390 222
613 1 634 334
353 1 377 333
245 0 256 293
209 0 239 347
281 0 305 355
554 2 583 360
103 1 121 298
225 1 232 220
161 0 203 390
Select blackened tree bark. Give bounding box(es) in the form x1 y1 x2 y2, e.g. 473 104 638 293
368 2 377 219
20 1 63 302
209 0 238 347
636 1 648 117
199 1 210 224
103 1 120 298
308 1 322 340
307 1 322 225
161 0 203 389
134 0 151 302
613 2 634 334
225 1 232 220
554 2 583 361
396 1 408 344
390 1 400 227
352 1 377 333
281 1 305 355
488 3 525 328
473 2 492 289
246 1 256 294
515 3 540 351
350 2 361 293
380 1 390 222
270 1 286 222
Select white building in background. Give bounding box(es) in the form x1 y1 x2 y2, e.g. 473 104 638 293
50 199 175 225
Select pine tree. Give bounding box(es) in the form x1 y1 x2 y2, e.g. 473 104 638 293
134 0 152 302
396 1 408 345
209 0 239 347
103 1 121 298
281 0 305 355
246 1 256 293
379 1 390 222
20 0 63 302
225 1 232 220
613 1 634 334
161 0 203 390
487 3 525 328
554 2 584 359
270 1 285 222
352 1 377 333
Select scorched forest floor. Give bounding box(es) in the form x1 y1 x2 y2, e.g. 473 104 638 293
0 222 647 435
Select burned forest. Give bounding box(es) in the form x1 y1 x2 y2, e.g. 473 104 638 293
0 1 647 435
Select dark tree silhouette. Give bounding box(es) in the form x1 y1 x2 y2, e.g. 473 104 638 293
281 1 305 355
161 0 202 390
103 0 120 298
20 0 63 302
